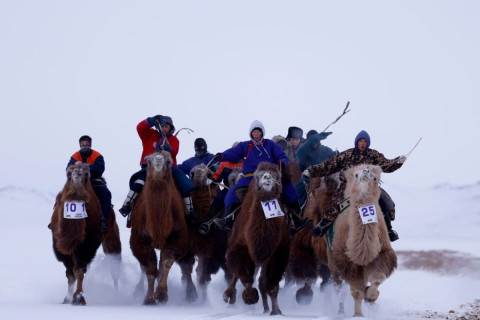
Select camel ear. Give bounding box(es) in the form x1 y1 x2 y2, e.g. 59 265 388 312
372 165 382 177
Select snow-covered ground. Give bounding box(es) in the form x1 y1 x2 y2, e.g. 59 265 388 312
0 181 478 320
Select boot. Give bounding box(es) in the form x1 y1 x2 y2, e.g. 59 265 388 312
119 190 138 217
184 196 199 222
212 202 241 231
310 218 332 238
289 200 312 236
380 188 399 242
388 229 399 242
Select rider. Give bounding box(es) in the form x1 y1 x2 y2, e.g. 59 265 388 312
304 130 405 241
67 135 112 233
178 138 215 175
295 130 337 208
118 115 198 225
198 120 312 235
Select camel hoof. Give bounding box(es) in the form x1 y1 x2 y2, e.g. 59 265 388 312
365 285 380 303
270 308 283 316
155 289 168 303
143 296 157 305
296 286 313 305
72 293 86 305
242 287 259 305
223 288 237 304
186 287 199 303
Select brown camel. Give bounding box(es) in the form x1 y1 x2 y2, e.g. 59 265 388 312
129 151 197 305
223 162 290 315
188 164 232 291
50 163 122 305
327 164 397 317
288 175 337 304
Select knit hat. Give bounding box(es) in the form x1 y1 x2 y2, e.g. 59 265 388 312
354 130 371 149
194 138 207 150
286 126 303 140
306 130 318 140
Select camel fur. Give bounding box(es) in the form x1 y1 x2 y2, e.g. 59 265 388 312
327 164 397 317
288 175 337 304
188 164 232 291
223 162 290 315
50 163 122 305
129 151 196 304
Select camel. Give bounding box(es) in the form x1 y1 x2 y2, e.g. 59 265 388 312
129 151 197 305
326 164 397 317
188 164 232 291
288 175 337 304
223 162 290 315
50 163 122 305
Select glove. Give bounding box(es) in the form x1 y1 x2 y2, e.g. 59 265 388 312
212 153 222 163
147 115 163 127
318 131 332 141
303 169 311 178
163 143 172 152
397 155 407 164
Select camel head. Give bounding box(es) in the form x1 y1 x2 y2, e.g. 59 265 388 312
62 163 91 201
66 163 90 186
190 164 213 188
146 151 172 175
344 164 382 203
254 162 282 201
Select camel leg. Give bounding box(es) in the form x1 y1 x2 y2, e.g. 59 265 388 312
155 254 174 303
365 271 386 303
258 270 269 314
178 253 198 303
63 269 76 304
72 267 86 305
130 234 159 305
349 278 366 317
134 265 146 300
223 275 237 304
318 264 332 292
332 274 346 316
296 278 314 305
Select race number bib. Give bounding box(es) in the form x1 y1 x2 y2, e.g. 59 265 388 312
357 203 378 224
63 201 88 219
261 199 285 219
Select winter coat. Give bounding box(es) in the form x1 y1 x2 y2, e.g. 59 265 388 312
284 140 304 165
67 149 105 179
178 152 214 175
308 147 403 178
137 118 179 167
296 132 337 171
220 139 288 175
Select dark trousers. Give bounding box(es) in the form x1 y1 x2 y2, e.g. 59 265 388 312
128 166 195 197
93 185 112 220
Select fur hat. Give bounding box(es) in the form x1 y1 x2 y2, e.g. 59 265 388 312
286 126 303 140
249 120 265 140
271 135 287 151
162 116 175 132
354 130 371 149
194 138 207 150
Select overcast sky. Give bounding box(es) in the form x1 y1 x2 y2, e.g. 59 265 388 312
1 1 479 198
